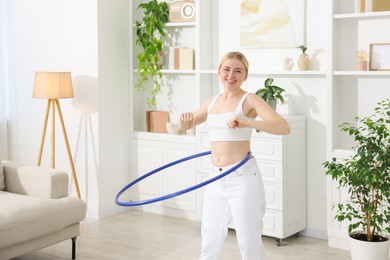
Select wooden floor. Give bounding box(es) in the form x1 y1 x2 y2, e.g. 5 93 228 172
14 210 351 260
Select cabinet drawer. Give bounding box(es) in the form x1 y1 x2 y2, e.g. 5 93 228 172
251 138 283 161
257 159 283 183
263 210 283 238
264 182 283 210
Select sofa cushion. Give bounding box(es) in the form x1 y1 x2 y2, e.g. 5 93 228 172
0 191 86 250
0 161 4 191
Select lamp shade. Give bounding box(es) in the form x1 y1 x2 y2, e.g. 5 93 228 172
33 72 74 99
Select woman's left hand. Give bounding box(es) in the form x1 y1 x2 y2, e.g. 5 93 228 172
227 116 242 129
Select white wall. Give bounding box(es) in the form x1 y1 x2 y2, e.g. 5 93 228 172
96 0 130 217
6 0 129 218
0 0 9 160
218 0 329 239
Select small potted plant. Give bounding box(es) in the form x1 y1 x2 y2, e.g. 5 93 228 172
323 98 390 260
134 0 169 107
297 44 310 70
255 77 285 110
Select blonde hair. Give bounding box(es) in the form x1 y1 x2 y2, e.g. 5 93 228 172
218 51 249 76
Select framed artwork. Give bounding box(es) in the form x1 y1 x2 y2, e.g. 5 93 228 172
240 0 305 48
369 43 390 71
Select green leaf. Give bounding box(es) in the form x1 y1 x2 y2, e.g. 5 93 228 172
264 78 274 87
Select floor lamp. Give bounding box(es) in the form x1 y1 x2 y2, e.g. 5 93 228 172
33 72 81 198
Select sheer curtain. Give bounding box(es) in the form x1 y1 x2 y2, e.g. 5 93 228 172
0 0 9 160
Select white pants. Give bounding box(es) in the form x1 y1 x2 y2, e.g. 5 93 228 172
200 157 266 260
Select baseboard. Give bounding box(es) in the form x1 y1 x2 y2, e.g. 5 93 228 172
301 228 328 240
86 205 129 220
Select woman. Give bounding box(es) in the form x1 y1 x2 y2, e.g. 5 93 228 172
178 51 290 260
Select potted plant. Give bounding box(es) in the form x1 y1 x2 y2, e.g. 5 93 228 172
255 77 285 110
297 44 310 70
134 0 169 107
323 98 390 260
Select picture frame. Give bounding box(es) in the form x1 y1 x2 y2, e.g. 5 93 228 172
372 0 390 12
369 43 390 71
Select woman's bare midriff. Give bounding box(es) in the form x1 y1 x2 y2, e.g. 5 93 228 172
211 141 251 167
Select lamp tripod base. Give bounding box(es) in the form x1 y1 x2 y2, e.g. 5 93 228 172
37 99 81 198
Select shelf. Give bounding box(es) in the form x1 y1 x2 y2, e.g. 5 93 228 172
132 69 196 74
131 69 327 76
165 22 196 27
250 70 327 76
133 22 196 28
334 71 390 76
198 69 327 76
160 69 196 74
334 11 390 19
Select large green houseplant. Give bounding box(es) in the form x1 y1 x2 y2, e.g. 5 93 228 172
255 77 285 110
323 99 390 259
135 0 169 107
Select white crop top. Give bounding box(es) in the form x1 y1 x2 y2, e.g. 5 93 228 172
206 92 255 142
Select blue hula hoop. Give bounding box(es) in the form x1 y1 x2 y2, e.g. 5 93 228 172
115 150 252 207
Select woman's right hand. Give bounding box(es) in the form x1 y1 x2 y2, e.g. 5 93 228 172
179 112 194 131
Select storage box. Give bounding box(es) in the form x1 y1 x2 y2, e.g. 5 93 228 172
169 47 195 70
146 111 169 133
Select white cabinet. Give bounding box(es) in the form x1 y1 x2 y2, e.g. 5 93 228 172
254 116 306 242
130 132 197 220
196 116 306 243
326 0 390 251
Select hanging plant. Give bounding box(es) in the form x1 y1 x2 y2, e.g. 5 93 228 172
135 0 169 107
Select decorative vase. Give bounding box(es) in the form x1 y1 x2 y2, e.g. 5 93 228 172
281 57 294 71
297 53 310 71
349 232 390 260
356 50 368 71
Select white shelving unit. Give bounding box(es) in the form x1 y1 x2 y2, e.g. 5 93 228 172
129 1 325 134
326 0 390 251
129 0 216 219
130 0 217 133
129 1 309 242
